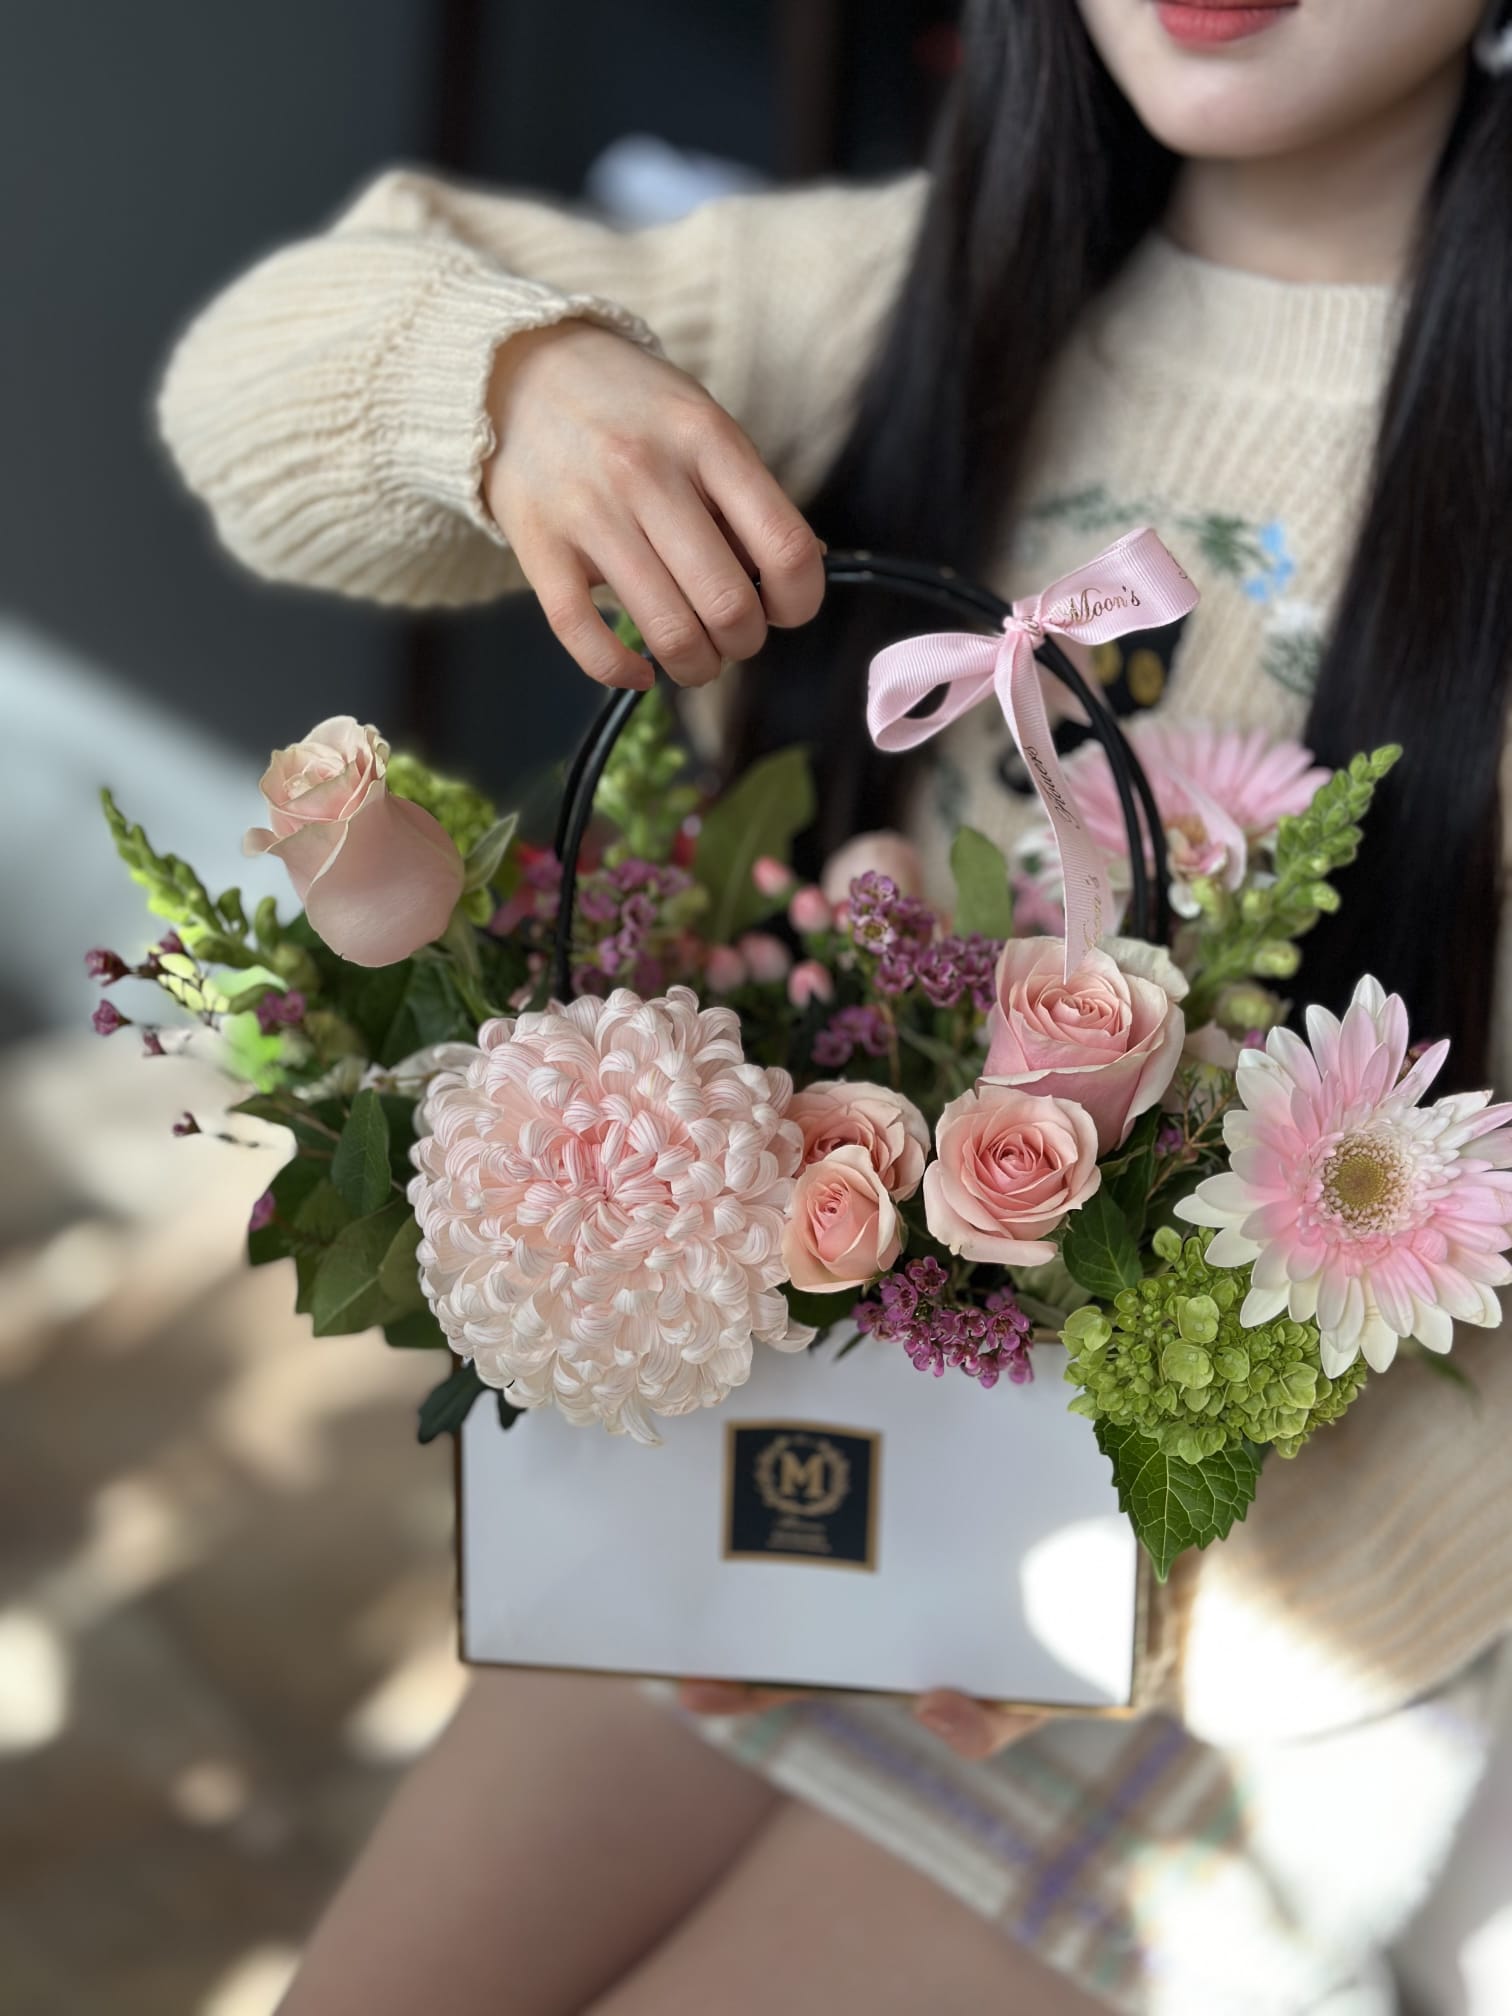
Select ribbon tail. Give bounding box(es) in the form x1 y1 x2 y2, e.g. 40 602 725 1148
995 634 1115 979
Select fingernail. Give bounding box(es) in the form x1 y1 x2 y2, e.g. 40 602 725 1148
679 1681 748 1715
914 1696 990 1755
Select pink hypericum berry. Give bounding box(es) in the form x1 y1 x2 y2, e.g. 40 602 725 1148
787 960 835 1009
736 931 793 985
788 886 833 934
751 855 797 900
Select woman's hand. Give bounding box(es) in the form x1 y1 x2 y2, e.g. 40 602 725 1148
676 1681 1044 1765
483 322 827 692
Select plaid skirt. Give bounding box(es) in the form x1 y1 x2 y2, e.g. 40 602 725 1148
684 1645 1507 2015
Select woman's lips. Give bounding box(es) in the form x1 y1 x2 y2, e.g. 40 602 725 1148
1154 2 1296 47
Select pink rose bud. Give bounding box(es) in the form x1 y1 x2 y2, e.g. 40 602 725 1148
92 1000 129 1036
751 855 797 900
781 1146 902 1293
788 885 833 934
788 1082 930 1199
737 931 793 984
243 716 464 968
820 831 926 907
705 944 749 994
787 959 835 1009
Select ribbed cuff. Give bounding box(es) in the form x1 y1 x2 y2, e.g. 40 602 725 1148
368 251 663 542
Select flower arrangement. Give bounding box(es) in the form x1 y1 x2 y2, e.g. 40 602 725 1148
92 533 1512 1581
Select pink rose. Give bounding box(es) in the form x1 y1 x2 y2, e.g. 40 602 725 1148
983 936 1188 1152
244 717 464 968
820 830 926 906
924 1085 1101 1266
788 1081 929 1201
782 1146 901 1293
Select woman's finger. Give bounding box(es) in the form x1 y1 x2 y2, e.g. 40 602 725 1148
911 1690 1046 1763
639 482 769 665
586 524 723 688
697 423 826 631
517 539 652 691
676 1680 803 1717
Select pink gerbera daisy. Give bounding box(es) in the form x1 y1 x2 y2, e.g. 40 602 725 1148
1177 977 1512 1375
1017 719 1331 919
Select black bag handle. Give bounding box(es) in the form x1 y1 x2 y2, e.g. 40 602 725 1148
550 552 1169 1001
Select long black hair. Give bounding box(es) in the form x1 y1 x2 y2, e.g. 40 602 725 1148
738 1 1512 1086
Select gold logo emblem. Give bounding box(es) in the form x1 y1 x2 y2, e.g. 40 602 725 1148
754 1433 851 1520
725 1422 879 1570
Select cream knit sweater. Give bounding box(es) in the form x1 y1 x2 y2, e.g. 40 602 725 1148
159 168 1512 1747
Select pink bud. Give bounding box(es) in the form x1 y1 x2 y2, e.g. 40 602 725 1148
85 948 130 984
736 931 793 985
171 1112 201 1137
92 1000 129 1036
705 945 749 994
751 855 797 900
787 959 835 1009
248 1190 276 1233
788 886 833 934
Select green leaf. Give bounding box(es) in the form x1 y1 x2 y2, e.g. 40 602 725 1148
308 1199 412 1337
781 1280 852 1340
384 1306 448 1350
290 1178 358 1315
1104 1111 1160 1237
462 813 518 894
497 1392 525 1431
377 1213 426 1314
694 747 815 942
232 1092 348 1156
247 1156 325 1267
330 1091 392 1216
1096 1421 1262 1581
417 1359 486 1443
1060 1190 1143 1301
949 826 1014 939
378 959 474 1060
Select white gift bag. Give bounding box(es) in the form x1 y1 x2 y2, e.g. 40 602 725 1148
460 1339 1146 1711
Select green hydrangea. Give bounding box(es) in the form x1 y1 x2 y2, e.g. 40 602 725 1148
385 754 497 857
1062 1230 1366 1464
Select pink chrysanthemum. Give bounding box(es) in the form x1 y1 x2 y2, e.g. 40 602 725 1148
409 987 809 1442
1177 977 1512 1375
1017 719 1331 918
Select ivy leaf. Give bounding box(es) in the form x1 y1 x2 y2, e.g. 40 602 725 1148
308 1199 412 1337
330 1091 392 1216
694 747 815 942
1060 1190 1143 1301
462 813 518 894
377 1214 426 1314
417 1360 485 1442
1096 1421 1262 1581
383 1306 448 1350
1104 1111 1160 1237
949 826 1014 939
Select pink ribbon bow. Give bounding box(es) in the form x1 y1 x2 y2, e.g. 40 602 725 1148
866 527 1199 976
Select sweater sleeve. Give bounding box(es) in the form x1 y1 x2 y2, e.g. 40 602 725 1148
157 167 924 609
